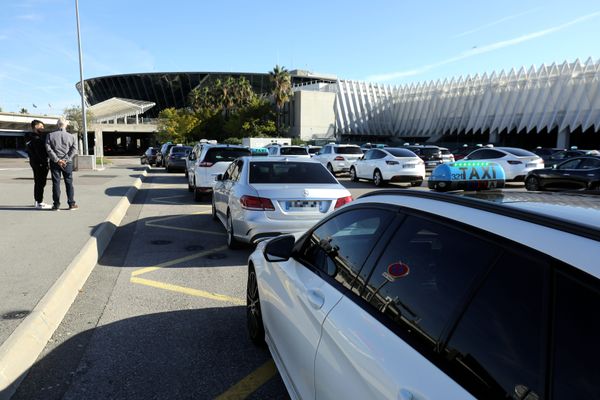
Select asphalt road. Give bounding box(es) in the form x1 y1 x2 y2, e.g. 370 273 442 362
12 165 526 400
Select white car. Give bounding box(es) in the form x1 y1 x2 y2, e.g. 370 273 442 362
349 147 425 187
212 157 352 248
246 189 600 400
440 147 455 163
463 146 543 181
190 144 251 201
312 143 364 174
186 139 217 180
267 145 310 158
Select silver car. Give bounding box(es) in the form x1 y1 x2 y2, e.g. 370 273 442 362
212 157 353 248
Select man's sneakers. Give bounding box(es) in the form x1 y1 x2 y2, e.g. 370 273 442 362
51 204 60 211
68 204 79 211
34 201 51 210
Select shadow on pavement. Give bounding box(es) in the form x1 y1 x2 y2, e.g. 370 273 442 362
10 308 286 400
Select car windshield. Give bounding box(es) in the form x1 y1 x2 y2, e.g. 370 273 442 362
386 148 417 157
204 147 251 163
280 147 308 155
502 148 536 157
335 146 363 154
249 161 338 184
420 147 441 156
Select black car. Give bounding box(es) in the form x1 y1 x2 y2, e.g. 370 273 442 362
531 147 564 166
403 145 443 171
156 142 175 167
140 147 157 165
525 156 600 191
165 145 192 172
546 149 600 166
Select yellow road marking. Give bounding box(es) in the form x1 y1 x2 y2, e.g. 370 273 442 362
131 245 229 277
145 213 224 235
131 277 245 305
214 360 278 400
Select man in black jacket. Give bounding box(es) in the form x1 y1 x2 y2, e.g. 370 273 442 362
26 120 50 209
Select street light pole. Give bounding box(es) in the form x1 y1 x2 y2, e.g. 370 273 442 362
75 0 88 155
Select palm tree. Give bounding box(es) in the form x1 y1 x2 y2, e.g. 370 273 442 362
20 108 28 114
269 65 293 134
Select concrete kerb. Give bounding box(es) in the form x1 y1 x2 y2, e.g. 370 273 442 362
0 167 148 400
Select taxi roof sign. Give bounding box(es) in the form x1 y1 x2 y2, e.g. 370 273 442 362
428 161 505 192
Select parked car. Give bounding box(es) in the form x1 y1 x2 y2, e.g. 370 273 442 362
246 189 600 400
186 140 218 179
267 145 310 158
312 143 364 174
525 156 600 191
403 145 444 171
165 145 192 173
305 145 321 157
463 147 543 181
140 147 157 165
156 142 175 167
451 145 483 161
531 147 564 166
212 157 352 248
546 148 600 166
350 147 425 187
190 144 251 201
439 147 455 163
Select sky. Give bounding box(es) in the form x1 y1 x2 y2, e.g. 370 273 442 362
0 0 598 116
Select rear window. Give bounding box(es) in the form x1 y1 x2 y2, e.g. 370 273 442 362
307 147 321 154
386 148 417 158
171 146 192 154
335 146 363 155
441 149 452 155
203 147 251 164
249 161 338 184
280 147 309 156
420 147 441 156
148 149 157 154
501 148 536 157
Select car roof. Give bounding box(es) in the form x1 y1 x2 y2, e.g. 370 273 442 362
328 143 360 147
242 156 321 164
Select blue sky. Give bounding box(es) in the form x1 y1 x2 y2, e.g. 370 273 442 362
1 0 598 116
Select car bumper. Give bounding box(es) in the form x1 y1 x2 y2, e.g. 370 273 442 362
167 160 187 170
234 211 320 243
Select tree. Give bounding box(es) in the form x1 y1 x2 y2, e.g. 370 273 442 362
63 105 95 134
269 65 293 134
157 108 199 143
20 108 28 114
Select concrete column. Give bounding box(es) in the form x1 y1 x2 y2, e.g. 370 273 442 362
557 127 570 149
136 113 139 124
488 129 499 144
95 129 104 157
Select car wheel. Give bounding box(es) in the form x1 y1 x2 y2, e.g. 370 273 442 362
327 163 335 176
211 198 218 220
184 169 188 179
187 178 193 192
350 167 358 182
247 264 266 346
411 180 423 187
373 169 385 187
525 176 541 191
226 211 239 249
194 185 204 202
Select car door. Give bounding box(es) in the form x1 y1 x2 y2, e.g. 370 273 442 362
259 207 396 400
367 150 386 178
314 212 502 400
570 157 600 189
214 162 236 216
546 158 582 189
356 150 373 178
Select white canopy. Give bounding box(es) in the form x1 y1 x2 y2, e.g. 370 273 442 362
89 97 155 123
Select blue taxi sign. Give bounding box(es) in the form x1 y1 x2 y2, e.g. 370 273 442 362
428 161 505 192
251 147 269 156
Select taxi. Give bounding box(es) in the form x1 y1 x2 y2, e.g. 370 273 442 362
428 161 505 191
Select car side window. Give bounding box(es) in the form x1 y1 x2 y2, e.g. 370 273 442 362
466 150 483 160
324 146 332 154
363 150 374 160
578 158 600 169
445 250 550 399
230 160 242 181
551 271 600 399
371 150 385 160
223 162 235 180
551 151 567 160
362 215 499 345
297 208 394 292
558 159 581 170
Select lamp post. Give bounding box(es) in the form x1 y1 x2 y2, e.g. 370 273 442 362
75 0 88 155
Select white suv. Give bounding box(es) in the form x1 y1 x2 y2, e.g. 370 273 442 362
246 190 600 400
190 144 251 201
267 145 310 158
312 143 363 174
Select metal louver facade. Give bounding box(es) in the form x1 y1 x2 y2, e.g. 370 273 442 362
334 58 600 144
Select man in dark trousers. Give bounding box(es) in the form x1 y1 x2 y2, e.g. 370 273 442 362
45 117 78 211
26 119 50 209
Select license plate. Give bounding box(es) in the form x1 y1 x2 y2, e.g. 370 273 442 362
403 164 416 168
427 162 437 166
526 163 538 168
286 200 319 210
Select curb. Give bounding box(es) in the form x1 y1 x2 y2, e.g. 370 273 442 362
0 168 148 399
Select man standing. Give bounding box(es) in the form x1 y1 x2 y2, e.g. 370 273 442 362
26 119 50 209
45 117 78 211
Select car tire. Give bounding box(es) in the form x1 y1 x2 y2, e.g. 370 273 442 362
226 211 239 249
350 167 358 182
194 185 204 202
525 176 541 191
188 179 193 192
411 180 423 187
373 169 385 187
327 163 336 176
211 198 218 220
247 264 266 347
184 169 188 179
166 166 172 173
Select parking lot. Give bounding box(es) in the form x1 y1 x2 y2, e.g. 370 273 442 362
11 162 528 400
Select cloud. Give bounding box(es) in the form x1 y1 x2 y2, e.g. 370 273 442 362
366 11 600 82
453 8 542 38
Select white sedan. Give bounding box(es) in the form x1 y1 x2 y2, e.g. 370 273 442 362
463 146 543 181
350 147 425 187
212 157 352 248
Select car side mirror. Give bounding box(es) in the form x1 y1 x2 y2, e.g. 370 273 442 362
264 235 296 262
216 174 223 181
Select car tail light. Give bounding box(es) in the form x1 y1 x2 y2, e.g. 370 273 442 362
198 161 213 167
386 160 399 165
334 196 353 209
334 156 345 161
240 195 275 211
507 160 522 165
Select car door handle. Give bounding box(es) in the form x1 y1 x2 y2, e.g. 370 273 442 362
398 389 416 400
306 289 325 309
